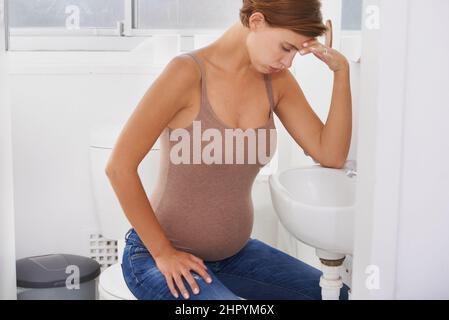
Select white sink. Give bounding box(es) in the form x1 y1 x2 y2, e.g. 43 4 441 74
269 165 356 256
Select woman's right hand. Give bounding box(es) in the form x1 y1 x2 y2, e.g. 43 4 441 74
154 247 213 299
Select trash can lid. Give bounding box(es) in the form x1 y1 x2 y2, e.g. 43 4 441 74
16 254 101 288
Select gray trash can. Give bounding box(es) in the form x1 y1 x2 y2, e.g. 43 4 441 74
16 254 101 300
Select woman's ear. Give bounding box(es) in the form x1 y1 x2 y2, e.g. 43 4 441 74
248 12 267 31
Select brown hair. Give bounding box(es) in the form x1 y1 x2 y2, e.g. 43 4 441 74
240 0 328 38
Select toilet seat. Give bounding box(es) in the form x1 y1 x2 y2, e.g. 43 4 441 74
98 263 137 300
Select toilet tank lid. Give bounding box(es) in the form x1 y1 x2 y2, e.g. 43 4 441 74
90 124 160 150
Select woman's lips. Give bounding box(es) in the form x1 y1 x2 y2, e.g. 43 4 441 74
269 66 282 73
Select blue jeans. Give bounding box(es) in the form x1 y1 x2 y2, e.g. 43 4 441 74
121 228 350 300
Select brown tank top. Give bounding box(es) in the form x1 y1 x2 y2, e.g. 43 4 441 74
148 50 278 261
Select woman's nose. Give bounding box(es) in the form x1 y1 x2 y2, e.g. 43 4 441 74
280 53 295 69
280 58 292 69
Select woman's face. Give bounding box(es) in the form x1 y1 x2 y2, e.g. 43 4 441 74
245 13 314 74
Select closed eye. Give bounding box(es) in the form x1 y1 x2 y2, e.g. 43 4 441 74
281 46 291 52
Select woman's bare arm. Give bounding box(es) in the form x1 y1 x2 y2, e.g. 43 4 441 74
105 55 200 258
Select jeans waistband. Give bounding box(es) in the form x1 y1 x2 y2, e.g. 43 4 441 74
124 228 145 246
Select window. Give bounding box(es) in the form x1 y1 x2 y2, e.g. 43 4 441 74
134 0 241 30
340 0 363 63
342 0 363 31
7 0 242 50
9 0 124 31
7 0 362 51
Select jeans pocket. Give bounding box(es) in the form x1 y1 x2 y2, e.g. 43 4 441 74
128 245 159 279
130 245 152 260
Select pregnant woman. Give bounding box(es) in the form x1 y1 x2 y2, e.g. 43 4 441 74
106 0 352 300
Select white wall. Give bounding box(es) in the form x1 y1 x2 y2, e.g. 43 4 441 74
8 52 164 259
0 0 17 300
352 0 449 299
395 0 449 299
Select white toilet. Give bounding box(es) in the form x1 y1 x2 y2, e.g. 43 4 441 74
89 124 161 300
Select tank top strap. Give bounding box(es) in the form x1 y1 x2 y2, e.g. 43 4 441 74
263 73 276 112
182 50 276 113
181 50 208 108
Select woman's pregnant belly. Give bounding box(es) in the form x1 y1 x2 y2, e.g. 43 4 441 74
154 196 254 262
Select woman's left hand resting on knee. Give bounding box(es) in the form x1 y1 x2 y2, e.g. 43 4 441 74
154 247 213 299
